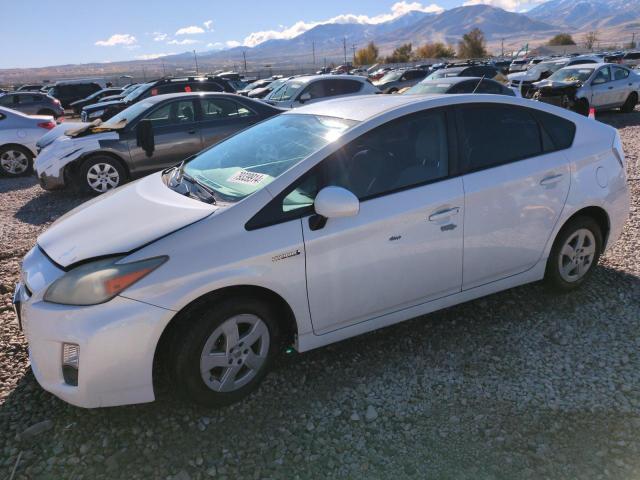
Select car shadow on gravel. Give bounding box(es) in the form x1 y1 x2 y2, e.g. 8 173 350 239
597 108 640 129
0 175 40 193
1 263 638 478
14 190 90 225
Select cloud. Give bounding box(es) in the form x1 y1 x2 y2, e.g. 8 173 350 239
136 53 170 60
461 0 545 11
176 25 205 35
95 33 137 47
167 38 201 45
225 40 242 48
242 1 444 47
153 32 168 41
207 42 225 50
204 20 214 31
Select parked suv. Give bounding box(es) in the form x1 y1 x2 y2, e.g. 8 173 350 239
372 69 428 93
0 92 65 118
426 65 507 83
622 51 640 68
36 93 281 193
81 77 235 122
264 75 379 108
46 81 104 108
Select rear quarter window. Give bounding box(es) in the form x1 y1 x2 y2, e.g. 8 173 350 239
533 110 576 151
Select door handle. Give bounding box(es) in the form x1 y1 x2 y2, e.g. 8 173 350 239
428 207 460 222
540 173 563 186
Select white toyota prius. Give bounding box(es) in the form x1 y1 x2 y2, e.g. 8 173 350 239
13 94 630 408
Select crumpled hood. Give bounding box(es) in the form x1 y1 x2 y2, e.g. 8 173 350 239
507 71 531 81
83 99 125 112
36 122 88 149
533 79 582 90
38 172 216 268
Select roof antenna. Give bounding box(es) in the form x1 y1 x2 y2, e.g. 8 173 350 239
471 75 486 94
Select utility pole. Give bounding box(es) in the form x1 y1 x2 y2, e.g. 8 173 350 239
501 38 504 58
312 40 316 65
193 50 199 75
343 37 347 65
162 61 166 77
352 44 357 64
631 32 636 48
242 51 247 72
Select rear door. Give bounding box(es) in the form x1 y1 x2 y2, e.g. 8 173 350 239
457 104 572 289
128 98 202 175
198 97 259 148
610 66 633 105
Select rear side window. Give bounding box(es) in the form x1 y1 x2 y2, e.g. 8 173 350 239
533 110 576 151
612 67 630 81
324 79 362 96
191 82 224 93
457 104 542 171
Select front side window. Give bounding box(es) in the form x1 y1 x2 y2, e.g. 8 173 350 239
145 100 195 126
458 104 542 171
299 81 325 100
268 81 304 102
592 67 611 84
183 114 356 202
282 109 449 211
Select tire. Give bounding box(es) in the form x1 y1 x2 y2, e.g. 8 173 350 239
0 145 33 177
574 98 590 116
168 296 281 407
78 155 127 194
544 216 603 292
621 92 637 113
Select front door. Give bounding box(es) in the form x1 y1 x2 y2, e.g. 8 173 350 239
590 66 615 108
128 98 202 175
300 108 464 334
456 104 571 289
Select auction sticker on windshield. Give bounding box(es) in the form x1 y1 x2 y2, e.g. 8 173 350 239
227 170 267 185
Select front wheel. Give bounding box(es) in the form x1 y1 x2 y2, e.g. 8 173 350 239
78 156 126 194
545 216 603 292
169 297 281 407
0 145 33 177
621 92 637 113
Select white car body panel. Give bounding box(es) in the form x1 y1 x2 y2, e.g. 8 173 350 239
38 173 216 267
0 106 53 156
15 94 630 407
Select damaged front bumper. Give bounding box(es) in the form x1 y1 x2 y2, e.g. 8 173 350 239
530 81 584 113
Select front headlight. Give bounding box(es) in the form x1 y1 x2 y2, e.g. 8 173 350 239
87 109 105 119
44 256 167 306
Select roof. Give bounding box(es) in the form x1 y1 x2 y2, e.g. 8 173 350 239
419 76 499 85
284 74 368 84
287 94 443 121
133 92 264 104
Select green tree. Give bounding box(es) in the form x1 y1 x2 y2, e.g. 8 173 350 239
457 28 488 59
414 42 456 59
354 41 379 66
385 43 413 63
548 33 576 46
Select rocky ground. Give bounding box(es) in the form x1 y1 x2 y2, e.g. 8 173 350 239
1 110 639 479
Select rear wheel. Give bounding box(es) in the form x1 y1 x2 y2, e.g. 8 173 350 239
545 216 603 292
169 297 281 407
621 92 637 113
78 156 126 194
0 145 33 177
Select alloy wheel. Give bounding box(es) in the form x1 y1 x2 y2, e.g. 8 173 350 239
86 163 120 193
200 314 270 393
558 228 597 283
0 149 29 175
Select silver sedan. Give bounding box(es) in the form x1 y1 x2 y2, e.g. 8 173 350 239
532 63 640 114
0 106 55 177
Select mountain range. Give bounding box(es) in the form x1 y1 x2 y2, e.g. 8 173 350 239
2 1 639 83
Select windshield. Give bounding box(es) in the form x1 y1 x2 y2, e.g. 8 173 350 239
267 80 304 102
549 67 594 83
379 71 403 83
530 61 566 76
123 83 152 102
404 82 451 95
101 100 155 128
182 114 357 201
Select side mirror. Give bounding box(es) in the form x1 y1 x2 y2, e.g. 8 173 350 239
298 92 312 103
310 186 359 230
136 119 155 157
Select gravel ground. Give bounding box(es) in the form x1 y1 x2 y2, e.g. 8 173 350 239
1 110 639 479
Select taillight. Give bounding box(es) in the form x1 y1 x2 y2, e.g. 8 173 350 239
38 121 56 130
53 99 61 105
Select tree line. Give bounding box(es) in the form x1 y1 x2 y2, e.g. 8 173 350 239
354 28 488 65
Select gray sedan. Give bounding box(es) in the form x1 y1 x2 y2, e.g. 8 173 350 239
34 92 282 194
532 63 640 114
0 92 65 118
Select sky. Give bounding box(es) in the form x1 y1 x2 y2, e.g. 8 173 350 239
2 0 547 68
